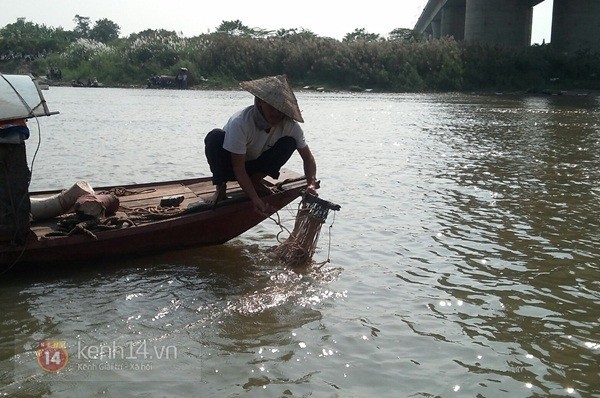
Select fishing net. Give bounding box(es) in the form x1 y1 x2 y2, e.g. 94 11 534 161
274 193 340 267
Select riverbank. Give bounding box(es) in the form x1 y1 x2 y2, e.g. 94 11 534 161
44 79 600 98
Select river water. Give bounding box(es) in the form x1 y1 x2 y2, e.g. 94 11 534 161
0 87 598 397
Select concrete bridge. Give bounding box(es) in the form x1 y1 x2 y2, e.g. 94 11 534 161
414 0 600 52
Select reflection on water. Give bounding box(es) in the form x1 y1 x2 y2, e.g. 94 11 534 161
414 94 599 395
1 242 342 396
1 89 599 396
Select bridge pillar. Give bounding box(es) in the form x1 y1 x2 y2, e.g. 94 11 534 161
464 0 533 47
441 2 466 40
431 20 441 38
552 0 600 52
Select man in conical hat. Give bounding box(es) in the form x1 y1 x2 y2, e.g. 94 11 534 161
204 74 318 214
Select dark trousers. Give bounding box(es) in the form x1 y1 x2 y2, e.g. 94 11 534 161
204 129 296 185
0 143 31 245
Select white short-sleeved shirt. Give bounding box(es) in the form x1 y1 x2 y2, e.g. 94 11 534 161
223 105 307 161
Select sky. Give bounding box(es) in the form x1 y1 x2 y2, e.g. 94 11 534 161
1 0 553 44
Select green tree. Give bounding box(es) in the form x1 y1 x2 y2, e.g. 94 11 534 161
216 20 253 36
73 14 91 38
215 20 272 38
124 29 184 71
389 28 421 41
89 18 120 43
343 28 381 42
127 28 179 41
276 28 316 39
0 19 74 56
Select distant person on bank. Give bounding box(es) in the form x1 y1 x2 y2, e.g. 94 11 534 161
204 74 318 214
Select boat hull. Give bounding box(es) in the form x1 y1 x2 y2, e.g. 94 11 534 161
0 171 306 269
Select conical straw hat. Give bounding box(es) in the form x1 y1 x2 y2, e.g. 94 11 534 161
240 75 304 123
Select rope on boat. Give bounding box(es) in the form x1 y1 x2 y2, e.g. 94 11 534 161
41 206 184 239
126 206 186 220
43 214 136 239
98 187 156 196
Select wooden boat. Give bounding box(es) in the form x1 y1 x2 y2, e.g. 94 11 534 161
0 169 307 269
1 74 308 271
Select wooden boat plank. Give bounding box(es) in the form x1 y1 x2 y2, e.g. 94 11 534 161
107 184 197 203
118 185 197 208
118 193 196 210
186 181 242 195
30 225 54 237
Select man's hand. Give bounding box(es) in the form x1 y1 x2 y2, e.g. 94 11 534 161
306 182 319 196
252 197 275 216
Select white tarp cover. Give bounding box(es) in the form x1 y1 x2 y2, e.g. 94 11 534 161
0 74 56 122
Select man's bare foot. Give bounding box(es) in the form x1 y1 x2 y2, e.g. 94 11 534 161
208 183 227 206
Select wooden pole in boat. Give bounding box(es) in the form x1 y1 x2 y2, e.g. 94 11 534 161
0 127 31 245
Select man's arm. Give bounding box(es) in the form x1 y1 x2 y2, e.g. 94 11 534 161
297 145 318 195
230 152 272 214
